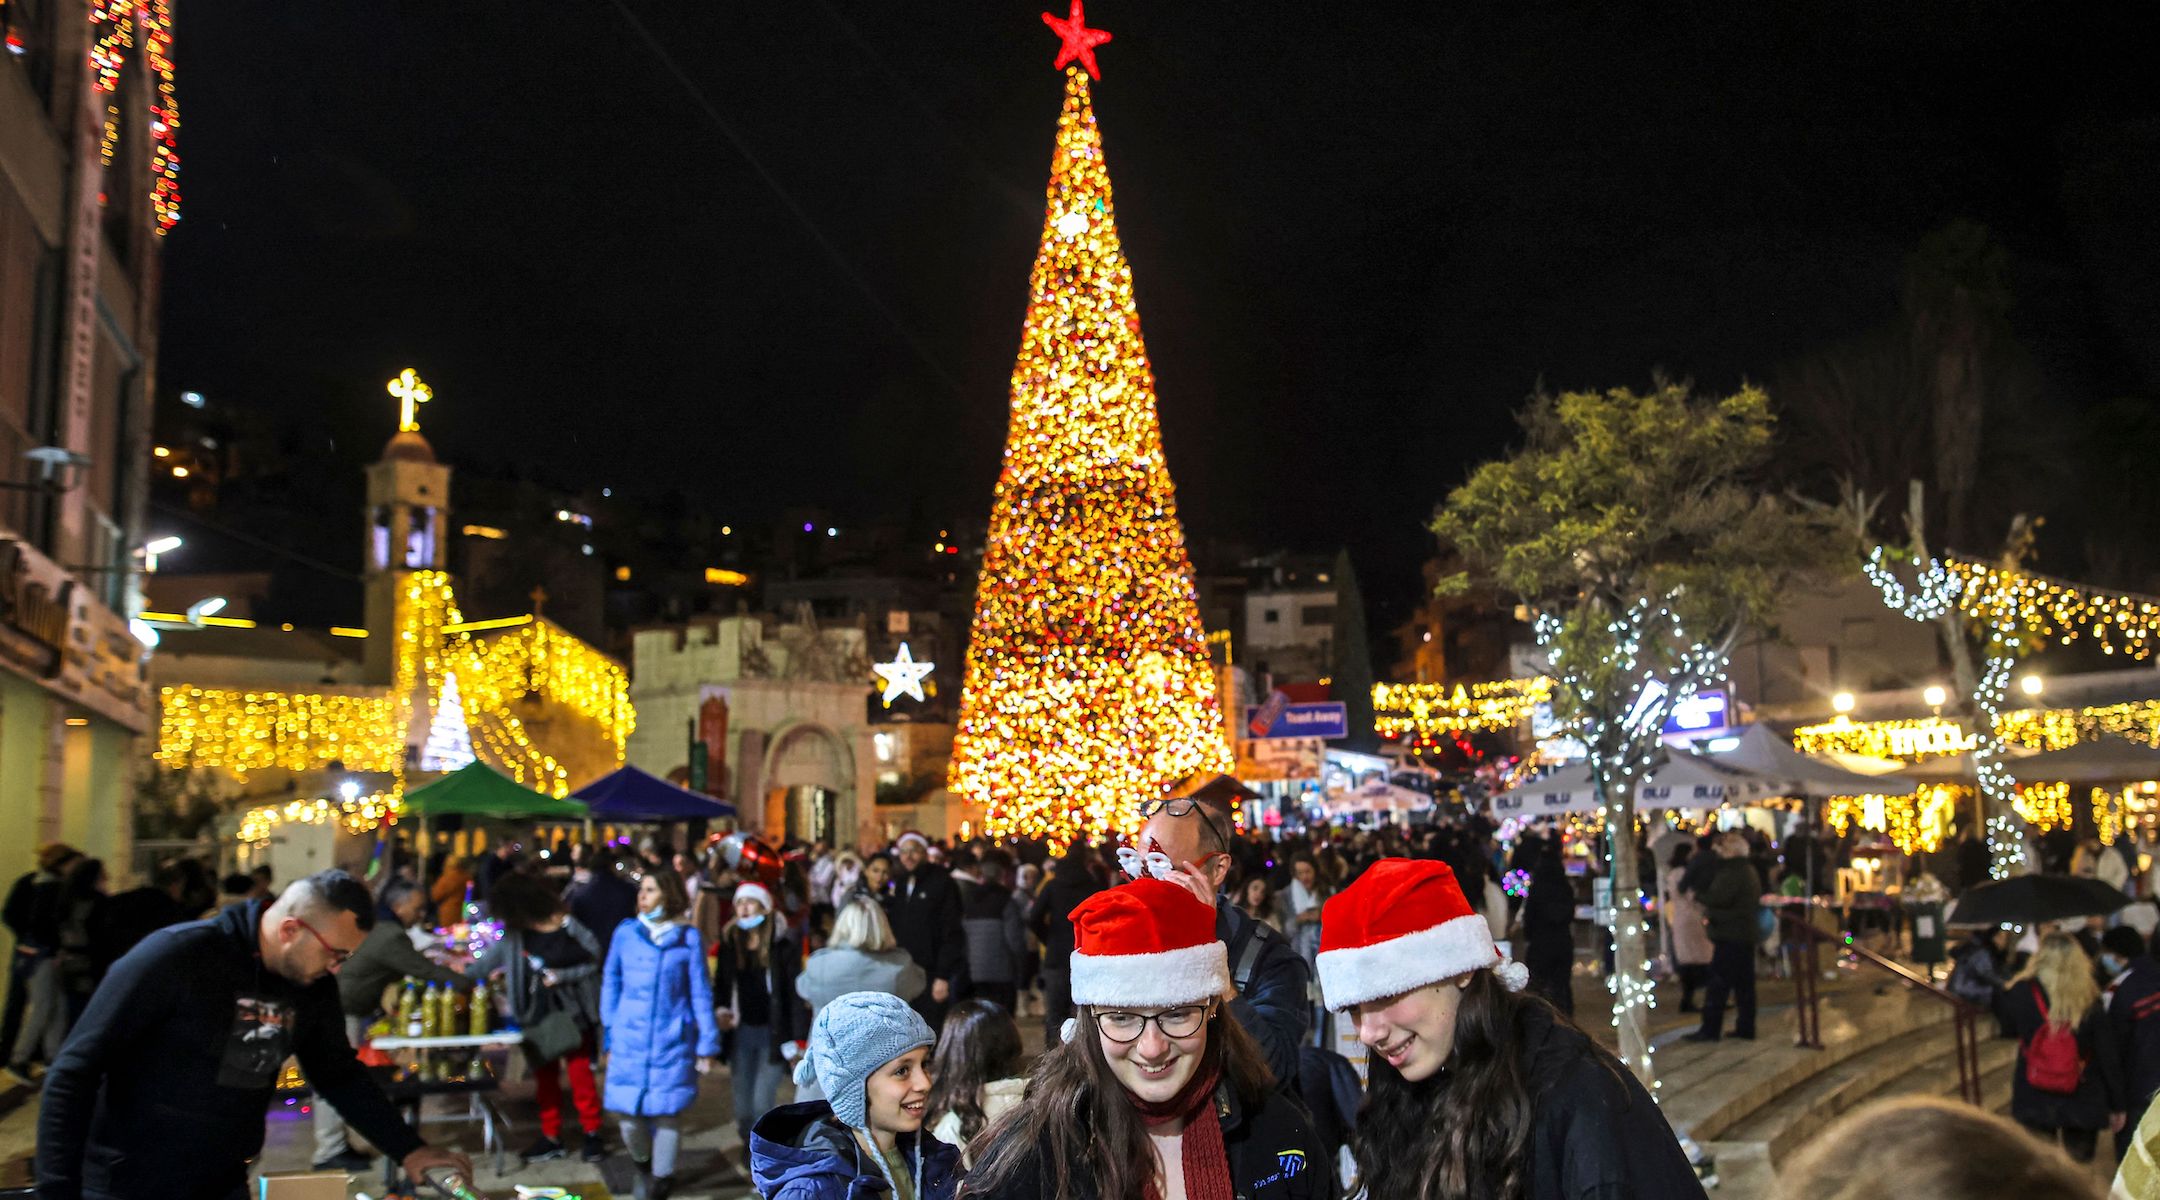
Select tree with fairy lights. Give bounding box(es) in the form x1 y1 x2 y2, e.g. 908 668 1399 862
1435 382 1837 1087
948 3 1232 845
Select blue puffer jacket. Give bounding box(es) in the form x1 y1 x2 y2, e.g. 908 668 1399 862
750 1100 962 1200
600 918 722 1116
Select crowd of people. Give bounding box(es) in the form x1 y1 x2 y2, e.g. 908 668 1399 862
21 776 2160 1200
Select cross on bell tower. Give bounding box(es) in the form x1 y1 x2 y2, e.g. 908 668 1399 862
361 368 453 680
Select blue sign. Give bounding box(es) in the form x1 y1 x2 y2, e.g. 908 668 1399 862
1243 701 1349 740
1662 689 1730 735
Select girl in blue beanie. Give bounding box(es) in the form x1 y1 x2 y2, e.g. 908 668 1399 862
601 868 720 1200
749 991 963 1200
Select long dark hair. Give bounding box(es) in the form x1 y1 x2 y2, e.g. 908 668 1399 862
926 1000 1025 1146
1354 972 1597 1200
962 1004 1274 1200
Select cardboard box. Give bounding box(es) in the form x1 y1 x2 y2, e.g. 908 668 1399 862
257 1171 352 1200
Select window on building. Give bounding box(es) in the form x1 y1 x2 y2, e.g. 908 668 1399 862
1263 609 1280 624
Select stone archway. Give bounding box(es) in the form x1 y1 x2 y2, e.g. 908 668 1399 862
763 720 855 844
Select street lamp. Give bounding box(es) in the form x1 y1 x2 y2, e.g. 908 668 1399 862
1923 685 1948 709
143 535 182 572
2020 674 2044 698
185 596 227 625
1832 691 1856 715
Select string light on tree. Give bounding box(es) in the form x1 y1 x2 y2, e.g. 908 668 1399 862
948 13 1231 844
419 671 477 771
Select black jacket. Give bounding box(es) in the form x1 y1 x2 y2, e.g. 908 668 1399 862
1027 856 1104 963
1995 980 2127 1131
1513 1003 1708 1200
887 862 968 987
1217 896 1312 1089
566 869 639 958
963 1079 1333 1200
5 869 68 951
2109 958 2160 1108
35 900 424 1200
91 887 186 972
713 926 808 1063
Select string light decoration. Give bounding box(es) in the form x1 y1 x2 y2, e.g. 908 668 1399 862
1372 677 1552 744
158 687 402 774
1823 785 1959 854
236 791 401 845
1951 561 2160 660
88 0 183 234
1791 716 1975 760
160 572 632 803
419 671 476 772
948 59 1231 844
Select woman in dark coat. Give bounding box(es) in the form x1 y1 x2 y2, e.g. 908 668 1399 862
1993 930 2126 1162
1322 859 1706 1200
1518 841 1577 1017
714 880 809 1149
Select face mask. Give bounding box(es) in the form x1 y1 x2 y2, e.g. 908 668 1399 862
736 913 767 930
2103 954 2125 975
638 906 669 924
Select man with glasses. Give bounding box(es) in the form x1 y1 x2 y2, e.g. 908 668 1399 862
1139 774 1311 1086
36 869 471 1199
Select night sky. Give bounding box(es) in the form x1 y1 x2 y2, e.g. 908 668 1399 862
157 1 2158 624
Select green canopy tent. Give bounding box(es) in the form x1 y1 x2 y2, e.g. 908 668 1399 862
402 762 589 912
403 761 590 819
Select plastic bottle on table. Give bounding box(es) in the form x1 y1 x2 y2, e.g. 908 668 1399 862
401 980 423 1038
469 979 490 1035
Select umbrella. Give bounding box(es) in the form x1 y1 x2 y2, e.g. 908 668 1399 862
2003 737 2160 787
401 761 590 819
1490 762 1598 817
577 765 737 821
1705 723 1917 798
1945 874 2130 927
1637 750 1784 805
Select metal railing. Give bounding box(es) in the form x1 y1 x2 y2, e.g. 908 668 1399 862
1779 903 1985 1105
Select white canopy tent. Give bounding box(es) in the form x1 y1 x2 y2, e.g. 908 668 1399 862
1704 722 1918 798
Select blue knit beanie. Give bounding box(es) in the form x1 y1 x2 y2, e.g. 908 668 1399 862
793 991 936 1129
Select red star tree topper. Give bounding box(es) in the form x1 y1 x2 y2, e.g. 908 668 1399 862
1043 0 1112 80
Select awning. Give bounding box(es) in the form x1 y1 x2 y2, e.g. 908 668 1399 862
1704 723 1917 798
1489 752 1781 818
2003 737 2160 786
401 761 591 820
576 766 737 821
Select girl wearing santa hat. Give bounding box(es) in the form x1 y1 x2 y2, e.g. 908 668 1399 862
715 880 810 1152
963 878 1328 1200
1318 858 1705 1200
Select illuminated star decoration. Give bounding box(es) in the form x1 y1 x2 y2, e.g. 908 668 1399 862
874 643 936 705
1042 0 1112 81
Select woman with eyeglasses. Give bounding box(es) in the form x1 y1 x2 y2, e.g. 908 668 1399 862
963 879 1329 1200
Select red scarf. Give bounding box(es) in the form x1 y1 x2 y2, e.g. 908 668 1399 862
1131 1060 1231 1200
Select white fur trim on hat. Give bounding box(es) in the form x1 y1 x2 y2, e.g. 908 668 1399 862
1316 912 1499 1011
1071 939 1232 1008
894 831 930 853
734 881 775 911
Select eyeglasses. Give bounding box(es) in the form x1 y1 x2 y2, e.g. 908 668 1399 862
292 917 357 967
1094 1002 1213 1043
1137 797 1232 855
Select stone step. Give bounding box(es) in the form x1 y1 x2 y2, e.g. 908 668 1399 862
1654 983 1957 1145
1723 1029 2020 1169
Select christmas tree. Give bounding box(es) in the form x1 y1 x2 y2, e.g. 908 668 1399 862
950 16 1232 844
420 670 476 772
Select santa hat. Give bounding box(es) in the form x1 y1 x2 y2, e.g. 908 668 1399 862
1069 879 1233 1009
893 831 930 854
734 881 775 911
1316 858 1527 1011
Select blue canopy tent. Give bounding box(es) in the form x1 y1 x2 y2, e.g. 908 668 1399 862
576 765 737 822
